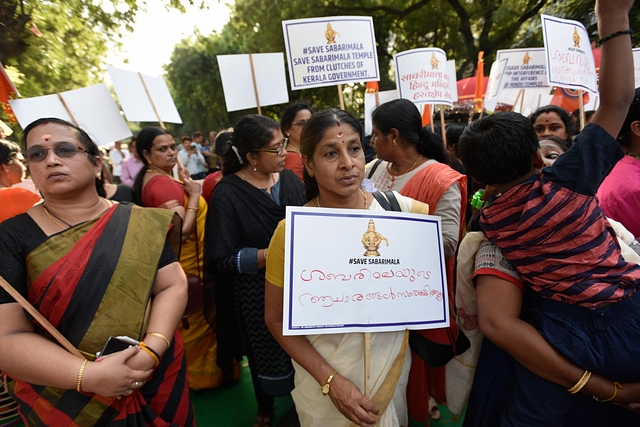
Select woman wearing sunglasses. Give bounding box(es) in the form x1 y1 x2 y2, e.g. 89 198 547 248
133 126 223 391
0 118 194 426
206 114 305 427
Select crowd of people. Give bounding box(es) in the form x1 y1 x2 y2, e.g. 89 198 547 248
0 1 639 426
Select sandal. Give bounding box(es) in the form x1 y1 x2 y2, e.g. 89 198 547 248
428 396 441 421
254 412 273 427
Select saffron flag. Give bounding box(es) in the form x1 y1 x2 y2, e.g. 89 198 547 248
474 52 485 113
0 62 19 123
550 87 589 113
422 104 432 127
366 81 379 93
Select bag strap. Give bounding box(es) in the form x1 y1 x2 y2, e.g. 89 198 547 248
366 159 383 179
0 275 84 359
372 191 402 212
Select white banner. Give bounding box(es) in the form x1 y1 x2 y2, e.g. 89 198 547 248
496 48 549 91
363 90 398 135
541 14 597 92
634 48 640 89
394 48 454 106
9 84 132 146
282 16 379 90
484 58 509 112
107 66 182 124
217 53 289 112
282 206 449 335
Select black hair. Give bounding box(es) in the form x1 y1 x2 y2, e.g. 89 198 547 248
132 127 173 198
529 105 574 144
192 131 203 139
371 99 456 167
0 139 21 165
214 129 233 158
223 115 280 176
458 112 540 185
539 135 570 153
618 87 640 147
445 124 467 151
300 108 363 201
280 101 316 135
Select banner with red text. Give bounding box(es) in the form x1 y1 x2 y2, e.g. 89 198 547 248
393 48 455 106
282 206 449 335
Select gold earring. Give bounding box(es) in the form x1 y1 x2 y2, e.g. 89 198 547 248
392 138 397 146
308 171 314 177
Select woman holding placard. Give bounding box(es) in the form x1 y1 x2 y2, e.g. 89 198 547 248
265 108 430 427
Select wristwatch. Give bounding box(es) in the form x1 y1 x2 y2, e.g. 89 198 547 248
471 189 489 210
321 370 338 396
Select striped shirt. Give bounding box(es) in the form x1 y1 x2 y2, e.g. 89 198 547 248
480 123 640 307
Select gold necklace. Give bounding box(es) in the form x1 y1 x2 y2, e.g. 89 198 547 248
388 154 423 177
627 152 640 161
146 166 183 184
315 188 368 209
43 198 111 230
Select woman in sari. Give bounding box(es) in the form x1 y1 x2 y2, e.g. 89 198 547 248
0 117 193 426
0 139 40 223
368 99 467 423
134 127 222 391
206 115 305 427
280 102 315 180
265 108 430 427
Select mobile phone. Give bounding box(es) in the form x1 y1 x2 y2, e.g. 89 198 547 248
97 336 140 358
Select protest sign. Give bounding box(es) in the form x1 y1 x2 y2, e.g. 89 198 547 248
282 206 449 335
484 58 508 112
541 14 597 92
634 48 640 89
217 53 289 113
496 48 549 91
282 16 379 90
107 66 182 124
9 84 131 146
394 48 454 106
363 89 398 135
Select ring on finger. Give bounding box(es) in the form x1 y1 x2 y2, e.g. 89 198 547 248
134 381 139 389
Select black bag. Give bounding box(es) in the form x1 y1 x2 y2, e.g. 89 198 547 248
372 191 471 367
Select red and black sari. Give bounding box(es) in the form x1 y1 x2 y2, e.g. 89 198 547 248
1 203 194 427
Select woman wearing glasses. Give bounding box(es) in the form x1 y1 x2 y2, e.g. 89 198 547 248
0 118 194 426
206 114 305 427
280 102 315 180
133 127 223 391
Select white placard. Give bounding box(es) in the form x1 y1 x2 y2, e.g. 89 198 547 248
107 65 182 124
394 48 454 106
217 53 289 112
634 48 640 89
496 48 549 91
364 89 398 135
282 16 379 90
484 58 509 113
541 14 597 92
447 60 458 102
9 84 132 146
282 207 449 335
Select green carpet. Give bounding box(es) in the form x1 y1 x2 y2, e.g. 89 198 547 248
192 360 465 427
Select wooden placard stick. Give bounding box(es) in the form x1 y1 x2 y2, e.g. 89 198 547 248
338 84 345 110
56 94 78 127
249 54 262 116
138 72 166 129
578 89 585 131
513 89 524 113
374 91 380 108
364 332 371 398
440 105 447 148
0 275 84 359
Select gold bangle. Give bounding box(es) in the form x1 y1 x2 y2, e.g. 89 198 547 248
321 370 338 396
146 332 171 349
77 359 88 393
601 381 623 402
568 370 592 394
139 342 160 366
186 207 198 212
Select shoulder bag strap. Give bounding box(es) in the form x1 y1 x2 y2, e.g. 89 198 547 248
371 191 392 210
0 275 84 359
372 191 402 212
367 159 384 179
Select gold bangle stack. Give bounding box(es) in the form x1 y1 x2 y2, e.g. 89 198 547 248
186 207 198 213
568 370 592 394
77 359 88 393
146 332 171 349
601 381 623 402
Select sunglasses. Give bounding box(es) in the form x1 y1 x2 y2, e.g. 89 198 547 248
256 139 289 156
26 142 88 163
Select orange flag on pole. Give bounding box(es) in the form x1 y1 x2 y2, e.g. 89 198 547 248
366 81 379 93
422 104 432 127
0 62 19 123
474 51 485 113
